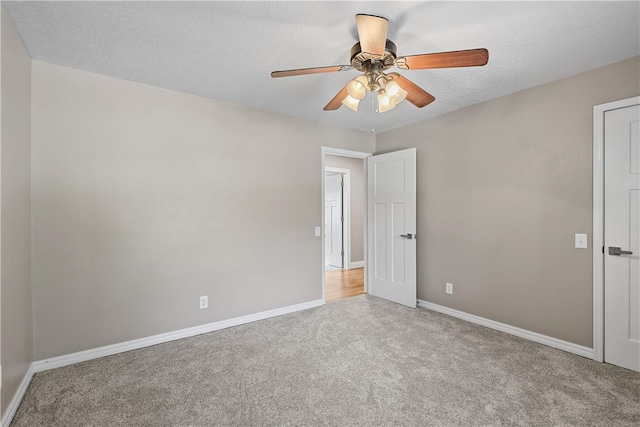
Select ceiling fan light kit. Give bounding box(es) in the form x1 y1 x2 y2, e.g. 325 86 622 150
271 14 489 114
346 75 368 100
377 80 408 113
341 94 360 111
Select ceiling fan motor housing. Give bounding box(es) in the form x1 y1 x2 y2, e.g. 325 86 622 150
350 40 397 71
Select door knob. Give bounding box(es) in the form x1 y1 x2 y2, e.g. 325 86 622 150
400 234 416 240
609 246 633 256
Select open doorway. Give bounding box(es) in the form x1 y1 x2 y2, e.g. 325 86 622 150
322 147 370 303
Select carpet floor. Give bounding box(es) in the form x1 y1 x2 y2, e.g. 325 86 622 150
11 295 640 426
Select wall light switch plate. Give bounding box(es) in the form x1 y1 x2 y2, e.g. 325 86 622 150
315 226 321 237
446 282 453 295
575 233 588 249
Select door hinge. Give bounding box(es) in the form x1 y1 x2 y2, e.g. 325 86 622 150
341 181 344 187
341 250 344 256
602 246 604 254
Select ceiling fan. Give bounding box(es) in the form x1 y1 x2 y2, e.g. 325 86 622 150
271 14 489 113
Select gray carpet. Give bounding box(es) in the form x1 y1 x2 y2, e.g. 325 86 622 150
11 295 640 426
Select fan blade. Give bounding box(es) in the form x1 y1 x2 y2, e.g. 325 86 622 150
271 65 351 78
323 85 349 111
389 73 435 108
397 48 489 70
356 14 388 58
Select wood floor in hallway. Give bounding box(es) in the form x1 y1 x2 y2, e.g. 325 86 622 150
325 267 364 302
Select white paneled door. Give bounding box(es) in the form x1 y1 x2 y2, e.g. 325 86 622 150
367 148 417 308
325 173 344 268
604 104 640 372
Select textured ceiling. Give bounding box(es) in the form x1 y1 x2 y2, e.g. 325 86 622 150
5 1 640 133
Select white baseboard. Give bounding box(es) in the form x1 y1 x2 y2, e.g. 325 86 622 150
417 300 593 359
2 363 35 427
347 261 364 269
33 298 324 373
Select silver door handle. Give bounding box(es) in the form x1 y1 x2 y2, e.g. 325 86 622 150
400 234 416 240
609 246 633 256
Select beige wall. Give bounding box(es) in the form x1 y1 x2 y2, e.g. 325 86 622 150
31 61 374 360
1 3 33 416
376 56 640 347
324 155 365 264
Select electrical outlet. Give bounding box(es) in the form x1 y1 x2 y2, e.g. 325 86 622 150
199 295 208 309
446 282 453 295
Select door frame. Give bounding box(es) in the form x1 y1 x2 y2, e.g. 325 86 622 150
325 167 350 269
321 147 372 303
592 96 639 362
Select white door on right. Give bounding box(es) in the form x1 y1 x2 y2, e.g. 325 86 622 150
367 148 416 308
604 103 640 372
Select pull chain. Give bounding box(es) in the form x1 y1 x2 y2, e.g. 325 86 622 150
370 92 375 134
